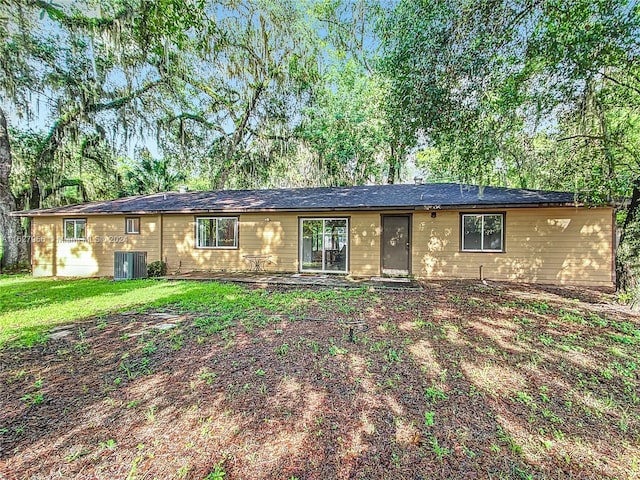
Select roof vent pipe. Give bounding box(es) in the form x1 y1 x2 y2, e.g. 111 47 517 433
178 185 188 193
414 176 424 185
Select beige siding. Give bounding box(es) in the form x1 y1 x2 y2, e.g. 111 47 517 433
32 215 162 277
162 213 298 273
30 206 614 286
412 207 613 286
161 212 384 275
32 219 56 277
349 212 382 276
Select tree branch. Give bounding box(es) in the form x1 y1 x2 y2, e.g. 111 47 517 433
226 41 266 71
557 134 606 142
247 126 293 142
39 79 165 167
31 0 133 31
176 71 238 110
42 178 87 202
165 113 227 136
600 71 640 97
166 113 215 128
232 82 265 150
87 80 165 114
215 81 266 189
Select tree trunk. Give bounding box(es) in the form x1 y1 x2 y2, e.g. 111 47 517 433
214 153 234 191
387 144 398 184
214 82 266 190
28 176 42 210
616 177 640 310
0 107 27 270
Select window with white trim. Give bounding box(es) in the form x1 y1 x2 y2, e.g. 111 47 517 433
300 218 348 273
63 218 86 240
125 217 140 234
196 217 238 248
461 213 504 252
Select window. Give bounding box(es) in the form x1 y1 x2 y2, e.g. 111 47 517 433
300 218 348 273
461 213 504 252
196 217 238 248
125 217 140 234
63 219 86 240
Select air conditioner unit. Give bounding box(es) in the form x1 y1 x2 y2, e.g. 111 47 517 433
114 251 148 280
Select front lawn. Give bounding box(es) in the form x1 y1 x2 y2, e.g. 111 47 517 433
0 277 639 479
0 276 350 348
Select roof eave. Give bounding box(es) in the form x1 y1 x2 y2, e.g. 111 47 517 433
12 201 588 217
415 201 583 210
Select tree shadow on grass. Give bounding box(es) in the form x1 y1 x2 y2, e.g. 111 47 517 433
0 278 142 315
0 281 638 479
0 279 256 347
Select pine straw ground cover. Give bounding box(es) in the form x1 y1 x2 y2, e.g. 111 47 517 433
0 279 639 480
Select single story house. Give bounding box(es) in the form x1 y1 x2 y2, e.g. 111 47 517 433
13 183 614 286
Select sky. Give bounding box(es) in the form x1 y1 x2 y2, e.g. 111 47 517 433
3 0 425 184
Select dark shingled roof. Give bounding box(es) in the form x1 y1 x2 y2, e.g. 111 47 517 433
13 183 579 216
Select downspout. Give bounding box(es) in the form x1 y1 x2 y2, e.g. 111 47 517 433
159 214 164 266
52 222 57 277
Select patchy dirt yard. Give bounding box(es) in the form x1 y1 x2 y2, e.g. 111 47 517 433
1 280 639 479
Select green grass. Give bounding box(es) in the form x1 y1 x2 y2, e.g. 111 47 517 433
2 278 639 478
0 275 370 348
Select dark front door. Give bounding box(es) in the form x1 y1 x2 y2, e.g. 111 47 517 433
381 215 411 275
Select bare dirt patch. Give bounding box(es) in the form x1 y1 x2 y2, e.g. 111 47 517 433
1 281 639 479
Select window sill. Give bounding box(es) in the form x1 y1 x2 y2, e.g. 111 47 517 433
460 250 505 253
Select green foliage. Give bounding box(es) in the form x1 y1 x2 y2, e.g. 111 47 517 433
328 344 347 356
496 425 523 455
539 334 554 346
21 391 44 406
2 0 405 205
297 61 393 185
199 371 217 385
194 315 235 334
99 439 117 450
1 0 169 210
122 153 185 196
424 386 447 402
385 348 401 363
380 0 640 198
147 261 168 278
429 436 450 460
424 411 435 427
275 343 289 357
153 0 325 190
203 461 226 480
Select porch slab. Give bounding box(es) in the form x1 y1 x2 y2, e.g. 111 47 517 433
160 272 422 290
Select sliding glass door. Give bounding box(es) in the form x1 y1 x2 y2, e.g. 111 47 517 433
300 218 348 273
